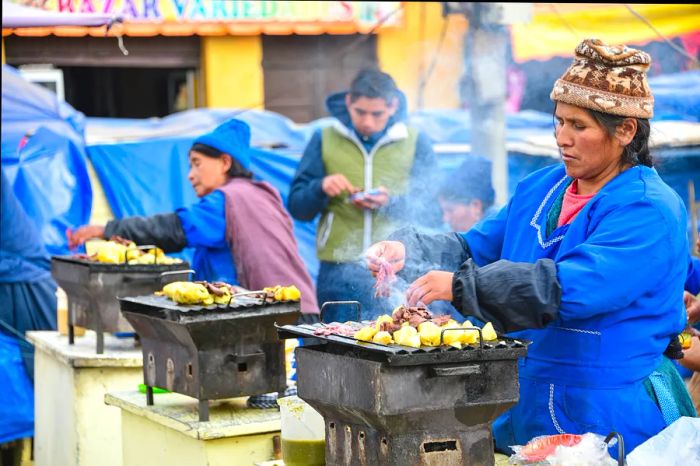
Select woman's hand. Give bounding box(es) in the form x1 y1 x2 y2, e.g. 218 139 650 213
405 271 454 306
365 241 405 277
685 291 700 326
67 225 106 250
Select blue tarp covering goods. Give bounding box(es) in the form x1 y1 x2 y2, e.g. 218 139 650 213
1 65 92 257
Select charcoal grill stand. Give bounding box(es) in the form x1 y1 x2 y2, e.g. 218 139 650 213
277 319 529 466
119 294 300 421
52 256 192 354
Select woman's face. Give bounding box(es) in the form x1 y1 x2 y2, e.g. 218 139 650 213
187 150 231 197
554 102 631 194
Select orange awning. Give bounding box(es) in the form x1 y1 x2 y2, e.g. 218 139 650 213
2 19 389 38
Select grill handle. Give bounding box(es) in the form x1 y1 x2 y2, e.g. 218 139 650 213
429 365 481 377
440 327 484 350
320 301 362 322
122 268 194 284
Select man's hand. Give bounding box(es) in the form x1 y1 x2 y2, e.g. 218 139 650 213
405 271 454 306
67 225 106 250
351 186 389 210
321 174 357 197
366 241 405 277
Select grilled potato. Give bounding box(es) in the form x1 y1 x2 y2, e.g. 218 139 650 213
417 321 441 347
480 322 498 341
354 326 378 342
372 331 394 345
393 325 421 348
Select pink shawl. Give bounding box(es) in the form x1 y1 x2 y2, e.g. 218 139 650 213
218 178 319 314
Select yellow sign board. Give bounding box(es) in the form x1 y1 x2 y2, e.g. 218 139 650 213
29 0 402 24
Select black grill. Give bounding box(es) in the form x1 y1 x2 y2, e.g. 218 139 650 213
276 304 530 466
119 294 300 421
51 255 191 353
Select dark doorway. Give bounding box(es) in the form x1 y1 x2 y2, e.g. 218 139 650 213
262 34 378 123
61 67 193 118
5 35 200 118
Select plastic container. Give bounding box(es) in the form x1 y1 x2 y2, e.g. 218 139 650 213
277 396 325 466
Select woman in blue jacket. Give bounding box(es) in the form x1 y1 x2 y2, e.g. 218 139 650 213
367 39 694 454
68 119 319 318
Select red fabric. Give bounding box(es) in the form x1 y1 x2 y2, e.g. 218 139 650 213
558 180 596 227
219 178 319 314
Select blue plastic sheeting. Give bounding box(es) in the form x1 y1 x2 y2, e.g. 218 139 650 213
1 65 92 255
85 108 319 152
648 70 700 122
0 333 34 443
410 109 554 145
1 65 85 154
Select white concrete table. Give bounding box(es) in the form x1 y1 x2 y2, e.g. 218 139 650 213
105 391 282 466
27 330 143 466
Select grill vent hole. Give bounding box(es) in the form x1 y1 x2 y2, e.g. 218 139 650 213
423 441 457 453
238 363 247 372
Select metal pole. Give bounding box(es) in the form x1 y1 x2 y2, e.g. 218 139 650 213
464 3 509 205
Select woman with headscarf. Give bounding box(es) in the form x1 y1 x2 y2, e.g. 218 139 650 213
68 118 319 320
366 39 694 454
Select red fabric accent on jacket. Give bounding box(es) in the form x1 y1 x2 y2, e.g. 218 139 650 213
558 179 596 227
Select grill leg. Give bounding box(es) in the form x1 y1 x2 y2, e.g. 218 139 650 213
96 331 104 354
67 302 75 345
198 400 209 422
94 314 104 354
146 386 154 406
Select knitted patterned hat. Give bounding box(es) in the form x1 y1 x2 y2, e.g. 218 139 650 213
550 38 654 119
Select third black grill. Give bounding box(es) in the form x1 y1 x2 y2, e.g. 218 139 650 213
277 310 530 466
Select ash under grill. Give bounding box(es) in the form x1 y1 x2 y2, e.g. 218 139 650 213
119 294 300 421
277 321 529 466
51 256 191 353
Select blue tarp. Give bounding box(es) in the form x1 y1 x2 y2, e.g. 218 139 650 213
0 333 34 443
1 65 92 255
649 69 700 122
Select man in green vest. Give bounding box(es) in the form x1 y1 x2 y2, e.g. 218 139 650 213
288 68 442 323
